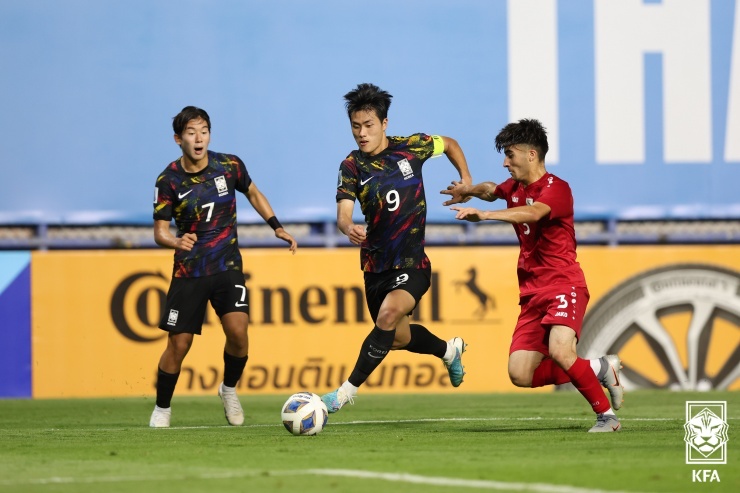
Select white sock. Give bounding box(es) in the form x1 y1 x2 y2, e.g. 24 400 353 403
154 405 171 413
602 408 616 416
443 341 456 364
221 382 236 393
589 358 602 376
340 380 359 397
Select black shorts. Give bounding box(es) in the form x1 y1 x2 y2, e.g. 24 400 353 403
159 270 249 335
363 267 431 323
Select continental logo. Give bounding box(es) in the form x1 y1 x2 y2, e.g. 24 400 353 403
110 271 447 342
110 271 170 342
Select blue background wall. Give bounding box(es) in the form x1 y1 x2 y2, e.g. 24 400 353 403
0 0 737 223
0 252 31 398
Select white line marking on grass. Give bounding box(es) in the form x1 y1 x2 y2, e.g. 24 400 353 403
24 415 686 433
0 468 653 493
332 416 680 426
0 470 274 486
306 469 653 493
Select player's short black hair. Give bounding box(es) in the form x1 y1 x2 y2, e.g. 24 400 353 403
494 119 549 160
172 106 211 136
344 83 392 121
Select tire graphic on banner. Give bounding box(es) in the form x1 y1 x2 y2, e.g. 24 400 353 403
578 264 740 390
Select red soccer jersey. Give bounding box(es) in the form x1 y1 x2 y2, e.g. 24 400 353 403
494 173 587 296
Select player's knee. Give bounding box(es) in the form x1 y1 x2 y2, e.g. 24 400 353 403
224 330 248 351
508 369 533 388
375 308 405 330
167 336 193 359
549 347 576 369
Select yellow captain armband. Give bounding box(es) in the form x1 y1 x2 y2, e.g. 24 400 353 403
431 135 445 157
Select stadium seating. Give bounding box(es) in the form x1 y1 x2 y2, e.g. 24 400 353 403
1 219 739 250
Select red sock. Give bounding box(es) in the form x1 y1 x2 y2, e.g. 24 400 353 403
565 358 610 414
532 358 571 387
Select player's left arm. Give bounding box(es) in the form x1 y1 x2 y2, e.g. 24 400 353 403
435 135 479 205
451 202 551 224
439 135 472 185
244 182 298 254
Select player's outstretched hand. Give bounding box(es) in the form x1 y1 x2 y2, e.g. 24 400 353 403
177 233 197 251
275 229 298 254
440 180 472 206
450 206 484 222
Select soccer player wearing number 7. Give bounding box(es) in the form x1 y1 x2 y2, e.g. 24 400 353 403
441 119 624 432
149 106 298 428
322 83 473 413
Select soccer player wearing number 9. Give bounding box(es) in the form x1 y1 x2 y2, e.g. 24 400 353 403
149 106 298 428
442 119 624 432
322 83 473 414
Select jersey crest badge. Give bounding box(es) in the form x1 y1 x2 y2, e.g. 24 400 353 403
215 176 228 196
397 158 414 180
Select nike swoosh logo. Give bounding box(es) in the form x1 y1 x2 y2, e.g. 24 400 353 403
610 368 621 386
367 352 384 359
178 190 193 199
235 302 248 307
360 176 375 185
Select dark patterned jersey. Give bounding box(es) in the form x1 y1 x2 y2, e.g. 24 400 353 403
336 133 444 272
153 151 252 278
494 172 587 295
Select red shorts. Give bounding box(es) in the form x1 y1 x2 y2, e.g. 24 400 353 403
509 285 590 356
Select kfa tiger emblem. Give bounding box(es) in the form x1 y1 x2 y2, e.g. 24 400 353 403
684 402 729 464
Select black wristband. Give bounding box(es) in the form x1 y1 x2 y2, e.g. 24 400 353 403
267 216 283 230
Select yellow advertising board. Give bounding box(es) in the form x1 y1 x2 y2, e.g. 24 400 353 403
31 246 740 398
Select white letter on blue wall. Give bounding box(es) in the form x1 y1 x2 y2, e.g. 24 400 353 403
508 0 559 163
595 0 712 164
726 0 740 162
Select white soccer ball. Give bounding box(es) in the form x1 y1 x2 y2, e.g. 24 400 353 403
281 392 328 436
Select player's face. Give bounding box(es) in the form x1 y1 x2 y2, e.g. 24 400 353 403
350 109 388 156
174 118 210 165
502 144 536 183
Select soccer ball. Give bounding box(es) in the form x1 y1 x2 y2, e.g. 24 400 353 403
281 392 328 436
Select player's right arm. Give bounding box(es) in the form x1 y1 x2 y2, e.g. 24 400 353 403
153 219 197 251
153 171 196 251
450 202 551 224
337 199 365 245
441 180 499 205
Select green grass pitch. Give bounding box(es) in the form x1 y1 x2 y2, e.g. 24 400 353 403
1 391 737 493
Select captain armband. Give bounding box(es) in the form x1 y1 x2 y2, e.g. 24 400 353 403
431 135 445 157
267 216 283 230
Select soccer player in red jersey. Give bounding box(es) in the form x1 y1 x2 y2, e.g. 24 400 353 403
321 83 473 413
149 106 298 428
441 119 624 432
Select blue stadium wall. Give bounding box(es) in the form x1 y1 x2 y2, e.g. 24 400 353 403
0 252 31 398
0 0 738 225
